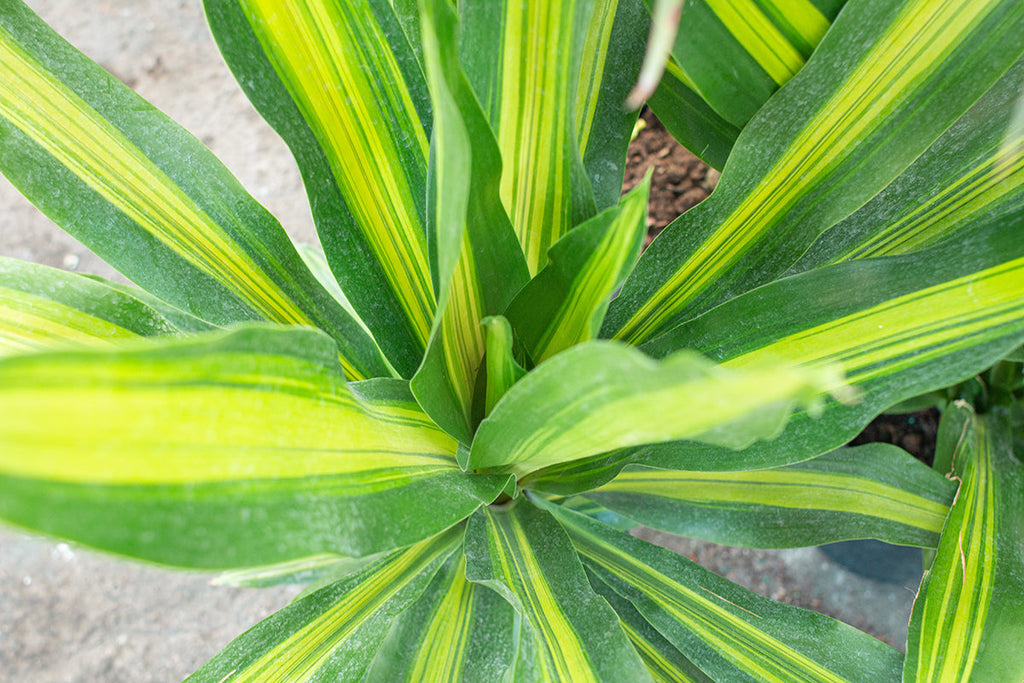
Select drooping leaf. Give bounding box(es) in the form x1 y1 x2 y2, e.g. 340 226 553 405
0 256 180 355
187 526 461 682
0 327 506 568
0 1 387 380
469 341 845 477
587 444 955 549
605 0 1024 345
410 0 530 444
366 552 517 682
205 0 434 377
459 0 599 274
637 215 1024 471
506 175 649 365
463 499 651 682
904 403 1024 682
543 500 904 683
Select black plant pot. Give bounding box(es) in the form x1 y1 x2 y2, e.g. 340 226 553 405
820 540 922 585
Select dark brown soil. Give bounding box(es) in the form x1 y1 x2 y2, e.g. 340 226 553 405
622 109 720 244
849 409 940 465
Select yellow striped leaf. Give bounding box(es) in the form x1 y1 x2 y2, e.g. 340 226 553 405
606 0 1024 345
469 341 845 477
410 0 529 444
791 55 1024 271
206 0 434 377
0 3 387 379
588 444 956 549
586 566 715 683
186 526 462 682
543 500 903 682
0 327 506 567
366 553 517 682
636 216 1024 472
463 499 650 682
0 257 180 356
904 403 1024 682
460 0 599 274
482 316 526 416
505 174 649 365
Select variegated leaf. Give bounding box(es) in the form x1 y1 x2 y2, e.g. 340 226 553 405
544 499 904 683
904 403 1024 682
605 0 1024 345
187 527 461 682
0 1 387 379
205 0 434 376
0 327 506 568
463 499 651 682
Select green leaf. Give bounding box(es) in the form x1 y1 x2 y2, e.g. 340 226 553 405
463 499 651 682
522 450 638 498
0 256 180 355
605 0 1024 345
665 0 837 128
904 403 1024 682
586 567 714 683
506 175 649 365
366 552 517 682
482 316 526 416
646 62 740 171
637 216 1024 471
187 526 461 682
459 0 599 274
0 1 387 380
544 500 904 683
205 0 434 377
790 55 1024 271
410 0 530 444
588 444 955 549
0 327 506 568
469 341 845 477
574 0 649 208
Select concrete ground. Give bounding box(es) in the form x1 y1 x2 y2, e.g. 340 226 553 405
0 2 918 680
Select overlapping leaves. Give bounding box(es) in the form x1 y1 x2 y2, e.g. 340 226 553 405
0 0 1023 679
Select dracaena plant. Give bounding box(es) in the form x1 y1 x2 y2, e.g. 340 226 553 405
1 0 1023 679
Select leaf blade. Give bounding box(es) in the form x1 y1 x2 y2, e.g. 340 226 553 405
0 327 505 567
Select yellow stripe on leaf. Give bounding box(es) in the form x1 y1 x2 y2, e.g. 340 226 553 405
617 0 1000 344
726 258 1024 381
705 0 806 84
575 0 618 154
0 354 457 485
497 0 581 274
597 468 949 534
409 555 476 682
240 0 435 346
913 412 997 681
235 529 459 682
838 133 1024 261
484 507 599 682
573 527 845 682
0 28 314 332
0 286 138 354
